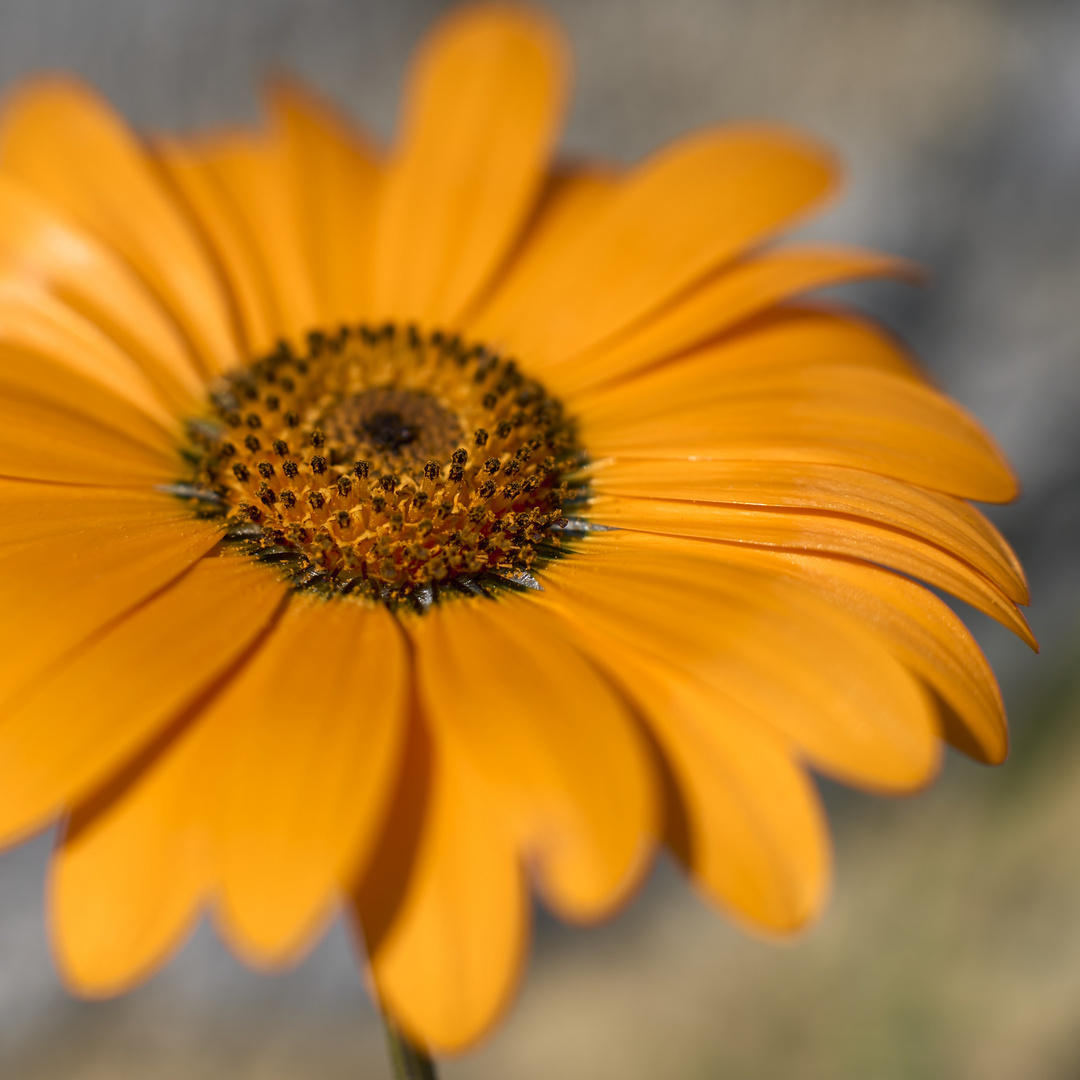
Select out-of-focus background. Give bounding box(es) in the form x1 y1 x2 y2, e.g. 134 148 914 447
1 0 1078 1076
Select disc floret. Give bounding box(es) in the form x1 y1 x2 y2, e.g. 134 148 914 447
180 324 586 606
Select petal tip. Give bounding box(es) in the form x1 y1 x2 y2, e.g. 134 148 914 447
419 1 572 93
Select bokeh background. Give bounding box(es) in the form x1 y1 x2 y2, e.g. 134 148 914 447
1 0 1079 1076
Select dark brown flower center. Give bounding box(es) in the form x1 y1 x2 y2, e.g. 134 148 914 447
178 324 587 607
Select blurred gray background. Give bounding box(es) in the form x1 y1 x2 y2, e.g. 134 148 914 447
1 0 1079 1076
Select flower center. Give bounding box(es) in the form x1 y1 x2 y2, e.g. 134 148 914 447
180 324 586 607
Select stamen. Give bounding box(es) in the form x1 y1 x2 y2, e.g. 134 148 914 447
179 322 586 606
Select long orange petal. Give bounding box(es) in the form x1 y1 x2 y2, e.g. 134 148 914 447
500 127 837 364
553 303 921 406
0 280 179 436
768 551 1010 764
266 79 382 328
407 594 657 922
0 480 194 548
545 615 830 932
590 458 1027 603
588 495 1034 646
214 599 408 966
155 136 277 357
366 738 528 1055
0 77 237 375
463 169 618 344
373 3 567 325
0 554 285 846
50 706 220 997
569 535 1011 764
540 531 941 793
177 133 321 344
0 175 204 410
0 497 222 716
549 245 918 391
580 362 1018 503
0 391 178 486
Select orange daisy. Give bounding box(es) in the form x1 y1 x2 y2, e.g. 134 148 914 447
0 0 1031 1064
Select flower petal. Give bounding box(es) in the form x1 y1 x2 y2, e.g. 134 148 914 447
568 536 1010 765
373 3 567 325
770 551 1010 764
500 127 837 364
155 136 277 357
580 362 1018 503
407 594 657 922
0 555 285 847
0 493 222 717
365 739 528 1055
0 391 178 485
0 175 204 410
168 133 320 345
463 169 618 344
644 672 830 932
0 480 193 549
547 245 918 392
0 77 238 375
591 459 1027 603
0 280 179 436
214 598 408 966
50 708 218 997
266 80 382 328
552 304 921 407
589 495 1034 646
542 614 829 931
541 531 940 792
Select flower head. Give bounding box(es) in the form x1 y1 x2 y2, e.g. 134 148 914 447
0 1 1030 1055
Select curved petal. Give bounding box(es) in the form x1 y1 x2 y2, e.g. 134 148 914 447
214 598 409 966
0 554 285 847
553 304 921 407
645 672 830 932
0 175 204 409
565 535 1010 765
0 480 192 548
0 280 179 435
0 77 238 375
0 283 185 484
50 704 219 997
365 738 528 1055
590 459 1027 603
543 613 830 932
373 3 567 325
407 594 658 922
588 495 1034 646
548 245 918 392
0 391 178 486
167 132 320 345
580 362 1018 503
463 169 618 344
265 79 382 328
540 531 941 793
155 136 277 357
351 703 435 957
768 551 1010 764
500 127 837 364
0 490 224 715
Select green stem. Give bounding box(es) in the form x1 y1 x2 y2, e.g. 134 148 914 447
384 1017 439 1080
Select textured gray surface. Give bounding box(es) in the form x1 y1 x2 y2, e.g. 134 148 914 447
0 0 1078 1076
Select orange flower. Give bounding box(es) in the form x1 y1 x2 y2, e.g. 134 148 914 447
0 0 1031 1057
